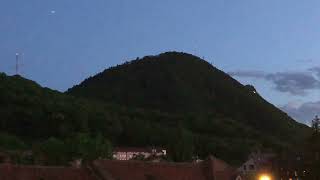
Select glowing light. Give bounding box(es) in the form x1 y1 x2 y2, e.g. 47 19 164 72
259 174 271 180
50 10 56 14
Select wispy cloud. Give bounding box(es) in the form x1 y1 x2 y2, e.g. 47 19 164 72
309 66 320 79
229 68 320 96
280 101 320 125
228 70 266 78
265 72 319 95
296 58 314 63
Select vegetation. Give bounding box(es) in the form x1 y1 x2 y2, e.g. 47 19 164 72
0 133 27 150
32 133 112 165
68 52 309 143
304 116 320 179
0 52 311 165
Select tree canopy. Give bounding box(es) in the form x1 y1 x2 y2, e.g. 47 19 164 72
0 52 312 165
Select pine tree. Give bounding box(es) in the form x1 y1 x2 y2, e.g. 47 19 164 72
305 115 320 180
312 115 320 133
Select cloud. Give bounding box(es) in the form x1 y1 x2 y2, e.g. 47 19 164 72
309 66 320 79
228 69 320 96
296 58 314 63
280 101 320 125
229 68 320 124
266 72 319 95
228 70 267 78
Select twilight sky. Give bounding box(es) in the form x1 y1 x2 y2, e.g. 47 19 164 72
1 0 320 124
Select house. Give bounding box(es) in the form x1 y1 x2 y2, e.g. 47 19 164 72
112 147 167 160
238 151 276 175
0 155 240 180
70 159 82 168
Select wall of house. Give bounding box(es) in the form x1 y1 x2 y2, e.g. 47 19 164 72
113 151 152 160
113 149 166 160
239 159 257 174
203 156 237 180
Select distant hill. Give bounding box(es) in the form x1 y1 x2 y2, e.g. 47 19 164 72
0 52 311 165
68 52 309 142
0 73 112 140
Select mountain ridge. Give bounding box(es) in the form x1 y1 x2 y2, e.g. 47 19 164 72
68 51 309 140
0 52 310 165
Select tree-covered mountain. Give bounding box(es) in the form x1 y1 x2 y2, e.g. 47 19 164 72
0 52 311 165
0 73 112 140
0 73 116 164
68 52 309 143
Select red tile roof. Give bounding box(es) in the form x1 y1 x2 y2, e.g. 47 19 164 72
94 160 207 180
0 163 95 180
93 156 237 180
0 156 237 180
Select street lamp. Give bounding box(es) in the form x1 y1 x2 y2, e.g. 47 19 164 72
259 174 271 180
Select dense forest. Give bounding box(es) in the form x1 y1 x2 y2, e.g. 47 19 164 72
0 52 311 166
68 52 309 143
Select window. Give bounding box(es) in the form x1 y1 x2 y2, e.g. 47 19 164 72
243 165 247 171
249 164 255 170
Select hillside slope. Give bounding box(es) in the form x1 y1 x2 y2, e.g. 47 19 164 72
68 52 309 143
0 72 270 164
0 52 311 165
0 73 113 139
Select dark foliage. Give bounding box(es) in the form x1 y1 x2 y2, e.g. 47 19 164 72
68 52 309 142
68 52 308 141
0 52 311 165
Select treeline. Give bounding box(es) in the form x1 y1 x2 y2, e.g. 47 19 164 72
0 133 111 166
0 73 285 165
277 119 320 179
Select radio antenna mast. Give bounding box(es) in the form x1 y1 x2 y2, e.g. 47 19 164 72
15 52 19 75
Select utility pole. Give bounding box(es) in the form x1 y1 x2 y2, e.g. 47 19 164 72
15 52 19 75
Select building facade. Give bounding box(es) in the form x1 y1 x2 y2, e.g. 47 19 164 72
238 152 276 176
112 147 167 160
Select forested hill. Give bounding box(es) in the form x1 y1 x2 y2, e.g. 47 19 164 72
0 52 310 165
68 52 309 143
0 73 112 139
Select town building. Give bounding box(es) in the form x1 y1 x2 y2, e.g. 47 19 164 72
112 147 167 160
238 151 276 175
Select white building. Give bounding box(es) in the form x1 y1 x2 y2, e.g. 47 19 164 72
112 147 166 161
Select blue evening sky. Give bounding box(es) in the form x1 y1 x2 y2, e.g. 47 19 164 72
1 0 320 123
